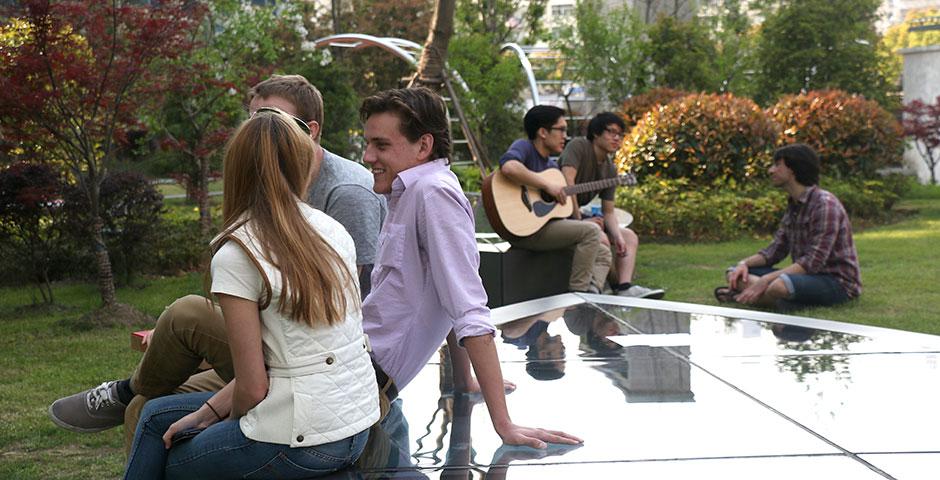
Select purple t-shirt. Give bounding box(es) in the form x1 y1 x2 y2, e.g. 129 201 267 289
499 139 558 172
362 159 495 390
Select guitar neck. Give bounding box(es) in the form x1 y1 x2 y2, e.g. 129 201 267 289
563 176 625 196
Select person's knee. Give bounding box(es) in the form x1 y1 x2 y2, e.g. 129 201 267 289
158 295 214 333
137 397 172 433
576 221 604 244
766 278 790 299
622 228 638 248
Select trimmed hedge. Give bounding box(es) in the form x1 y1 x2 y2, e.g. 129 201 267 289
616 176 907 242
616 178 783 241
619 93 779 185
769 90 904 178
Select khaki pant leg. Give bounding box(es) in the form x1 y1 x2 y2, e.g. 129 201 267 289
130 295 234 397
123 395 148 457
592 239 613 292
510 219 606 292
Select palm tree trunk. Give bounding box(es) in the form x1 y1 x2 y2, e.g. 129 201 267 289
91 216 116 306
412 0 455 93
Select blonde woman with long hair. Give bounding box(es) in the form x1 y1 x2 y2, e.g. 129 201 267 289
124 109 379 479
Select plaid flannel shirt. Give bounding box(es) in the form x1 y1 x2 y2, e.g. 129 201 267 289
759 186 862 298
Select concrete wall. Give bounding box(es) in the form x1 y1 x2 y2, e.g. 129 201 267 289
901 45 940 184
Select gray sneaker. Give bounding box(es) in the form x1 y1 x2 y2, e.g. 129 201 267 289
618 285 666 299
48 380 127 433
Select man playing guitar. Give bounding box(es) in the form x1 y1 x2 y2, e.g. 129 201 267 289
560 112 664 299
497 105 612 294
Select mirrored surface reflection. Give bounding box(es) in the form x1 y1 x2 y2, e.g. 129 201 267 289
463 454 889 480
691 352 940 453
335 299 940 476
557 305 693 402
859 453 940 480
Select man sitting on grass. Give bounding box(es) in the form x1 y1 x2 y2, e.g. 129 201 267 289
715 143 861 311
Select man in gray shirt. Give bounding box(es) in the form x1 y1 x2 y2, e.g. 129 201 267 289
311 148 387 296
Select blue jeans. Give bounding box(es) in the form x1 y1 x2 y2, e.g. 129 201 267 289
124 392 369 480
749 266 850 311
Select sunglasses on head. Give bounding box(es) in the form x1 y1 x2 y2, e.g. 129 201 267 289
251 106 311 135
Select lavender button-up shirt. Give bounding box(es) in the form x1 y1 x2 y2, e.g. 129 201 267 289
362 159 494 390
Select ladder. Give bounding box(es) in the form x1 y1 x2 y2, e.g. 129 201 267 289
311 34 490 175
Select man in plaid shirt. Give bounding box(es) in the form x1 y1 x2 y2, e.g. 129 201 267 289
718 143 861 311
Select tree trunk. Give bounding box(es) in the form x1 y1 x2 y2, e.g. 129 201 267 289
331 0 342 34
411 0 455 93
40 267 53 304
198 157 212 234
91 216 117 307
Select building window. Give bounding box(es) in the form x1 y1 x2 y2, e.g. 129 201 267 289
551 3 574 18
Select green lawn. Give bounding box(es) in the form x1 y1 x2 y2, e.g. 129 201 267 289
637 193 940 335
154 179 223 197
0 275 204 479
1 188 938 478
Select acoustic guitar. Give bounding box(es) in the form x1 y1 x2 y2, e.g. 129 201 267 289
481 168 636 239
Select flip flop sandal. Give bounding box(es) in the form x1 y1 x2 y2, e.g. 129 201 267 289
714 286 739 303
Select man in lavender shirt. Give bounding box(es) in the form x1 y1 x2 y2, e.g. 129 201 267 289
360 87 581 448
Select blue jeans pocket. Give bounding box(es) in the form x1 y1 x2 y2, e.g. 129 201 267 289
244 450 345 480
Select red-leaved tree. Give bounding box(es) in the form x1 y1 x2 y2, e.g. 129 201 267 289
902 96 940 185
147 1 300 233
0 1 200 308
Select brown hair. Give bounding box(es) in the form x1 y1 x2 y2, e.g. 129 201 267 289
212 110 357 327
359 87 451 161
773 143 820 186
247 74 324 140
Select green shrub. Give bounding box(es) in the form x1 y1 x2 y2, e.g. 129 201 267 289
617 176 902 241
768 90 904 178
616 178 783 241
877 173 913 199
618 87 690 130
0 162 74 297
619 93 779 186
824 177 901 220
452 164 483 192
147 205 213 275
64 172 163 285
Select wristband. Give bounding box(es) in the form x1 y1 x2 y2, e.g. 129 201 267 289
205 400 223 422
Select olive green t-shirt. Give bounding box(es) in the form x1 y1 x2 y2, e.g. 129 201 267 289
559 137 618 207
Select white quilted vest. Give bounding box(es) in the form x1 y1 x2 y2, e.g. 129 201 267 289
226 205 379 447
